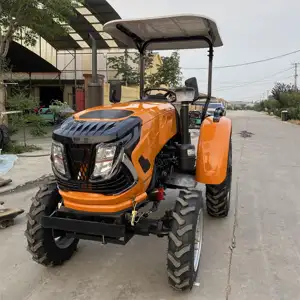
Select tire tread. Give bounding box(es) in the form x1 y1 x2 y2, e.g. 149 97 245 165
206 136 232 218
167 188 204 291
25 182 78 266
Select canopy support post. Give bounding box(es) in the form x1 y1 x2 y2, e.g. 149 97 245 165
201 45 214 122
114 23 216 104
139 51 145 99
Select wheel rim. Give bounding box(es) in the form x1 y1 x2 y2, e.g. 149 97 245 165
194 208 204 271
53 233 75 249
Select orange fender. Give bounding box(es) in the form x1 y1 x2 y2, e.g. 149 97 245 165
195 116 232 185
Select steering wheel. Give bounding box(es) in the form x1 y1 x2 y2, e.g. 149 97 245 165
143 88 177 103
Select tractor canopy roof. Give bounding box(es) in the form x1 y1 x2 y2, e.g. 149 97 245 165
103 14 223 51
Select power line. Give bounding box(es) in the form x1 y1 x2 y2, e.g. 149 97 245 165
206 67 293 92
214 76 293 92
227 93 267 102
196 67 293 86
182 49 300 70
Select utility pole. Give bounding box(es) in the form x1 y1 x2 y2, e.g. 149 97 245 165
292 63 300 91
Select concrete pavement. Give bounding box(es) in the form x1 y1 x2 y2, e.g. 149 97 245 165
0 111 300 300
0 138 52 194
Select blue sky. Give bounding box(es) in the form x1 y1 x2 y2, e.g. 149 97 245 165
107 0 300 102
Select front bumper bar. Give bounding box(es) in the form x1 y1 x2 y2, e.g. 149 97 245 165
42 209 133 245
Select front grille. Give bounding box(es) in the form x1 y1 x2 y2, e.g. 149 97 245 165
57 162 135 195
66 144 93 180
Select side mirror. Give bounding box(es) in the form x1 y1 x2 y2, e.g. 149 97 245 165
185 77 199 99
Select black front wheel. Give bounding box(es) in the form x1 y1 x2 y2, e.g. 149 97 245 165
25 178 79 266
167 188 204 291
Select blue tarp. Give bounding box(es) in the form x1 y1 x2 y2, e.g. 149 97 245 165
0 155 18 176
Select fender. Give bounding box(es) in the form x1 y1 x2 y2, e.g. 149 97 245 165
195 116 232 185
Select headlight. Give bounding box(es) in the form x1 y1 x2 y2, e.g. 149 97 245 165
51 141 65 175
92 144 118 178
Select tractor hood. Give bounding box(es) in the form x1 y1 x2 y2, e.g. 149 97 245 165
73 101 175 124
52 101 176 145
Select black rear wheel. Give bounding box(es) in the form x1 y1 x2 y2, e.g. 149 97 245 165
25 178 79 266
206 136 232 218
167 188 204 291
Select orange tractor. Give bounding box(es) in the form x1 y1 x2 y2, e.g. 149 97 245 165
25 14 232 291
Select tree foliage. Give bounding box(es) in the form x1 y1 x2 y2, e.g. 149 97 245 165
271 82 294 102
253 81 300 120
107 51 154 86
253 101 264 112
6 88 48 142
107 50 183 88
0 0 81 125
264 98 280 114
0 0 81 60
147 51 183 88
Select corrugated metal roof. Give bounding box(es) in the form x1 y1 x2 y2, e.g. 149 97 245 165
42 0 125 50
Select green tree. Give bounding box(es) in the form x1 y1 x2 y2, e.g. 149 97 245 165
253 100 265 112
0 0 82 125
279 92 300 108
107 51 154 86
147 51 183 88
271 82 294 107
107 51 183 88
6 89 48 145
264 98 280 114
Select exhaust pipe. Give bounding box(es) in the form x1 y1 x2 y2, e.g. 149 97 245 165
86 33 104 108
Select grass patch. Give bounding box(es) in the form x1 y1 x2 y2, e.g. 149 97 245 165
2 142 42 154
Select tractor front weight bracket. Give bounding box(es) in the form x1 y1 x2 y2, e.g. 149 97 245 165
42 208 172 246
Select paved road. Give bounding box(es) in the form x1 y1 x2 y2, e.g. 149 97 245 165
1 111 300 300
